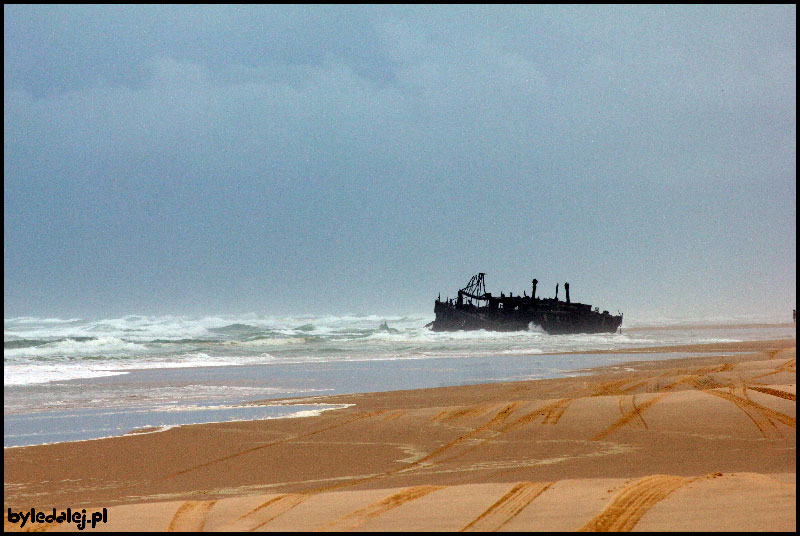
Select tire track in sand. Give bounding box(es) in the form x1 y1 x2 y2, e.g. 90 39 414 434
700 388 795 438
315 485 442 532
591 394 668 441
433 403 498 423
164 410 387 480
306 403 523 494
404 403 522 468
618 395 648 430
506 398 573 429
233 494 308 531
587 379 629 397
748 358 795 381
747 385 796 402
219 401 508 528
663 375 794 439
461 481 552 532
436 399 572 464
167 500 217 532
577 475 688 532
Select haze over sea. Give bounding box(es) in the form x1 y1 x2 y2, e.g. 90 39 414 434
4 312 795 447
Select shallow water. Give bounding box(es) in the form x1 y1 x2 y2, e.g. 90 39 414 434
0 349 759 447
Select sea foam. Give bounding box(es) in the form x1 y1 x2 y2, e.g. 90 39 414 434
4 313 795 386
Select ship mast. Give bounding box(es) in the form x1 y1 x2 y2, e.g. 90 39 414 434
458 273 489 304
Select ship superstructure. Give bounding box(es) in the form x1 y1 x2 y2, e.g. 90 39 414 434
430 273 622 334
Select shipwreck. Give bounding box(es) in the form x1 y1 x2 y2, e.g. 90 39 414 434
430 273 622 335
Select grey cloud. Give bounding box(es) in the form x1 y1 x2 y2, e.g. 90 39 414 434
4 5 795 318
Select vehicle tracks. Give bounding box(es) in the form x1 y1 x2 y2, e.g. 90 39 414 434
699 387 795 438
577 475 689 532
163 410 387 480
461 481 552 532
167 499 217 532
300 403 524 495
746 385 796 401
436 399 572 464
233 494 308 531
315 485 442 532
591 394 667 441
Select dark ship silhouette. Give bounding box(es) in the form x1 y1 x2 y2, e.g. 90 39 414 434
430 273 622 335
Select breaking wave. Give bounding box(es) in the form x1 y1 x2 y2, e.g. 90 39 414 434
4 313 795 386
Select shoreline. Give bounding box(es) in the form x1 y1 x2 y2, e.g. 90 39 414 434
621 321 796 331
5 338 795 449
546 337 796 355
4 338 795 531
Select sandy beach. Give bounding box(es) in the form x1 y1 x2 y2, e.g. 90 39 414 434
6 2 796 532
4 338 795 532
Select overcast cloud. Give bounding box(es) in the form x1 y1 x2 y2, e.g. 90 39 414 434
4 5 796 320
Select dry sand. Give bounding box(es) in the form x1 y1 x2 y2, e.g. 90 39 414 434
4 338 796 532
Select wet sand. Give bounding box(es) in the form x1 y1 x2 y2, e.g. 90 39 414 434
4 339 795 531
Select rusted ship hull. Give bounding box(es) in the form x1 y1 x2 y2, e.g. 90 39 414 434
431 300 622 334
431 274 622 335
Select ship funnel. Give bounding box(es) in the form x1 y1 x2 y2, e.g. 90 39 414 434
565 282 570 303
532 278 538 299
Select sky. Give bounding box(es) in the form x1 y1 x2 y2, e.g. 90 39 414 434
4 5 796 321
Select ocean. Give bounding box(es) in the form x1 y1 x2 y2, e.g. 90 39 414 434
4 313 795 447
